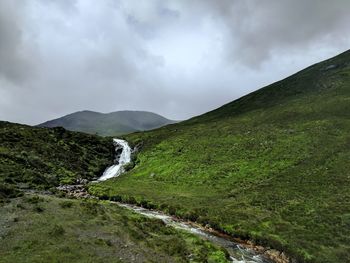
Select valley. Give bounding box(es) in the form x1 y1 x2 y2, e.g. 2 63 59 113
88 50 350 263
1 50 350 263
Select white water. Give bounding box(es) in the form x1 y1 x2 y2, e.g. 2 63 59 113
98 139 131 181
117 203 272 263
98 139 274 263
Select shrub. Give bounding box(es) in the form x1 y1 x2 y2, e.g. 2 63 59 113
110 195 122 202
59 200 74 208
34 205 44 213
80 200 104 215
50 224 65 237
123 162 135 172
25 195 43 204
0 183 22 199
207 250 229 263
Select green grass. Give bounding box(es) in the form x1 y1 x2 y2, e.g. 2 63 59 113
89 50 350 263
0 194 229 263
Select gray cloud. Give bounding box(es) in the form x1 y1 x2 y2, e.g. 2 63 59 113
182 0 350 66
0 0 36 83
0 0 350 125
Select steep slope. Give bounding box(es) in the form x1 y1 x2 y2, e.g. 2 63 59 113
39 110 177 136
90 50 350 263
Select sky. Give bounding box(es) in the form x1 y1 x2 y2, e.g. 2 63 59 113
1 0 350 125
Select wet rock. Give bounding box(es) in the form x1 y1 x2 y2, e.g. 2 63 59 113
76 178 89 185
265 249 289 263
56 184 94 199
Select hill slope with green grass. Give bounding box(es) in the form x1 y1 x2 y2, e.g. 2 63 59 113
39 110 178 136
90 50 350 263
0 122 229 262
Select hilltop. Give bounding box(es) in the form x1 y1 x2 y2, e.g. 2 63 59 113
90 50 350 263
38 110 178 136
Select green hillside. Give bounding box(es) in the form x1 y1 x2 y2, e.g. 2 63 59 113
0 122 228 262
0 121 113 195
90 50 350 263
39 110 177 136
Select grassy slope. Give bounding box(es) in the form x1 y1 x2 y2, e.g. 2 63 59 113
0 121 113 193
90 50 350 263
0 123 229 262
0 194 228 263
39 110 177 136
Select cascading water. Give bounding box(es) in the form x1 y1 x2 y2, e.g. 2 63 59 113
98 139 131 181
96 139 277 263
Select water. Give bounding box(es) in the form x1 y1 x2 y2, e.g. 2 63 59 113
98 139 131 181
99 139 275 263
116 203 273 263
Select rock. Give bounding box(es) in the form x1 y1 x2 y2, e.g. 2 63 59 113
56 184 94 199
76 178 89 185
265 249 290 263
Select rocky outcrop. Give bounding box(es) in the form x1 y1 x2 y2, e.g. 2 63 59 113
56 182 93 199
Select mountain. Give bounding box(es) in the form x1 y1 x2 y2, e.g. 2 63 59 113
0 122 227 262
38 110 178 136
90 50 350 263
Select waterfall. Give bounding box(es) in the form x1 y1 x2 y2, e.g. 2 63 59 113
98 139 131 181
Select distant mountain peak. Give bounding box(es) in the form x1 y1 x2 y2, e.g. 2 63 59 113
38 110 178 136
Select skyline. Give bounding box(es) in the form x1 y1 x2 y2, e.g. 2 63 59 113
1 0 350 124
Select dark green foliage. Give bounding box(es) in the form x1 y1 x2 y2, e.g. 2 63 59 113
90 50 350 263
38 110 178 136
50 224 65 237
0 183 22 201
25 195 44 204
0 122 113 193
34 205 44 213
59 200 74 208
79 199 105 215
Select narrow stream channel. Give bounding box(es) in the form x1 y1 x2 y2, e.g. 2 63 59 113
116 202 273 263
99 139 275 263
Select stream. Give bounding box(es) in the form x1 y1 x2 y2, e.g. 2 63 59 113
97 139 277 263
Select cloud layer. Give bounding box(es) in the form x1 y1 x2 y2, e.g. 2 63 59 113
1 0 350 124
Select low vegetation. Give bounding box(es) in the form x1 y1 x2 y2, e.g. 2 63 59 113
0 194 229 263
0 122 231 262
0 121 113 195
89 50 350 263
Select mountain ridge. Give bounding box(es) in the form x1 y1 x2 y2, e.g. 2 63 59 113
38 110 178 136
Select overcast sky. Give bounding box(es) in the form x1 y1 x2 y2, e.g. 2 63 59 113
1 0 350 124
